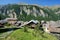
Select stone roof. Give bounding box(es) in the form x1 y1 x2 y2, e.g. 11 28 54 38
49 20 60 27
0 20 7 24
5 18 17 21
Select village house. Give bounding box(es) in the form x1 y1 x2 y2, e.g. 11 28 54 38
40 20 50 33
27 20 39 28
48 21 60 33
19 20 39 28
41 20 60 33
5 18 17 25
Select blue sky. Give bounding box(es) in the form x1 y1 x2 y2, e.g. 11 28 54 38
0 0 60 6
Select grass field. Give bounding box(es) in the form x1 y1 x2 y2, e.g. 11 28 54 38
2 28 57 40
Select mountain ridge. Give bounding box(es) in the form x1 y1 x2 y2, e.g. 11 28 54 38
0 4 60 21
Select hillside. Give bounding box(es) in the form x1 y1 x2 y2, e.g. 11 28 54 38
0 4 60 21
3 29 57 40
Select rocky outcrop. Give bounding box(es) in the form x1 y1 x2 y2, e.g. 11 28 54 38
0 4 49 18
0 4 60 21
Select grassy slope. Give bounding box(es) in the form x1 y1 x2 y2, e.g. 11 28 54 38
5 28 58 40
